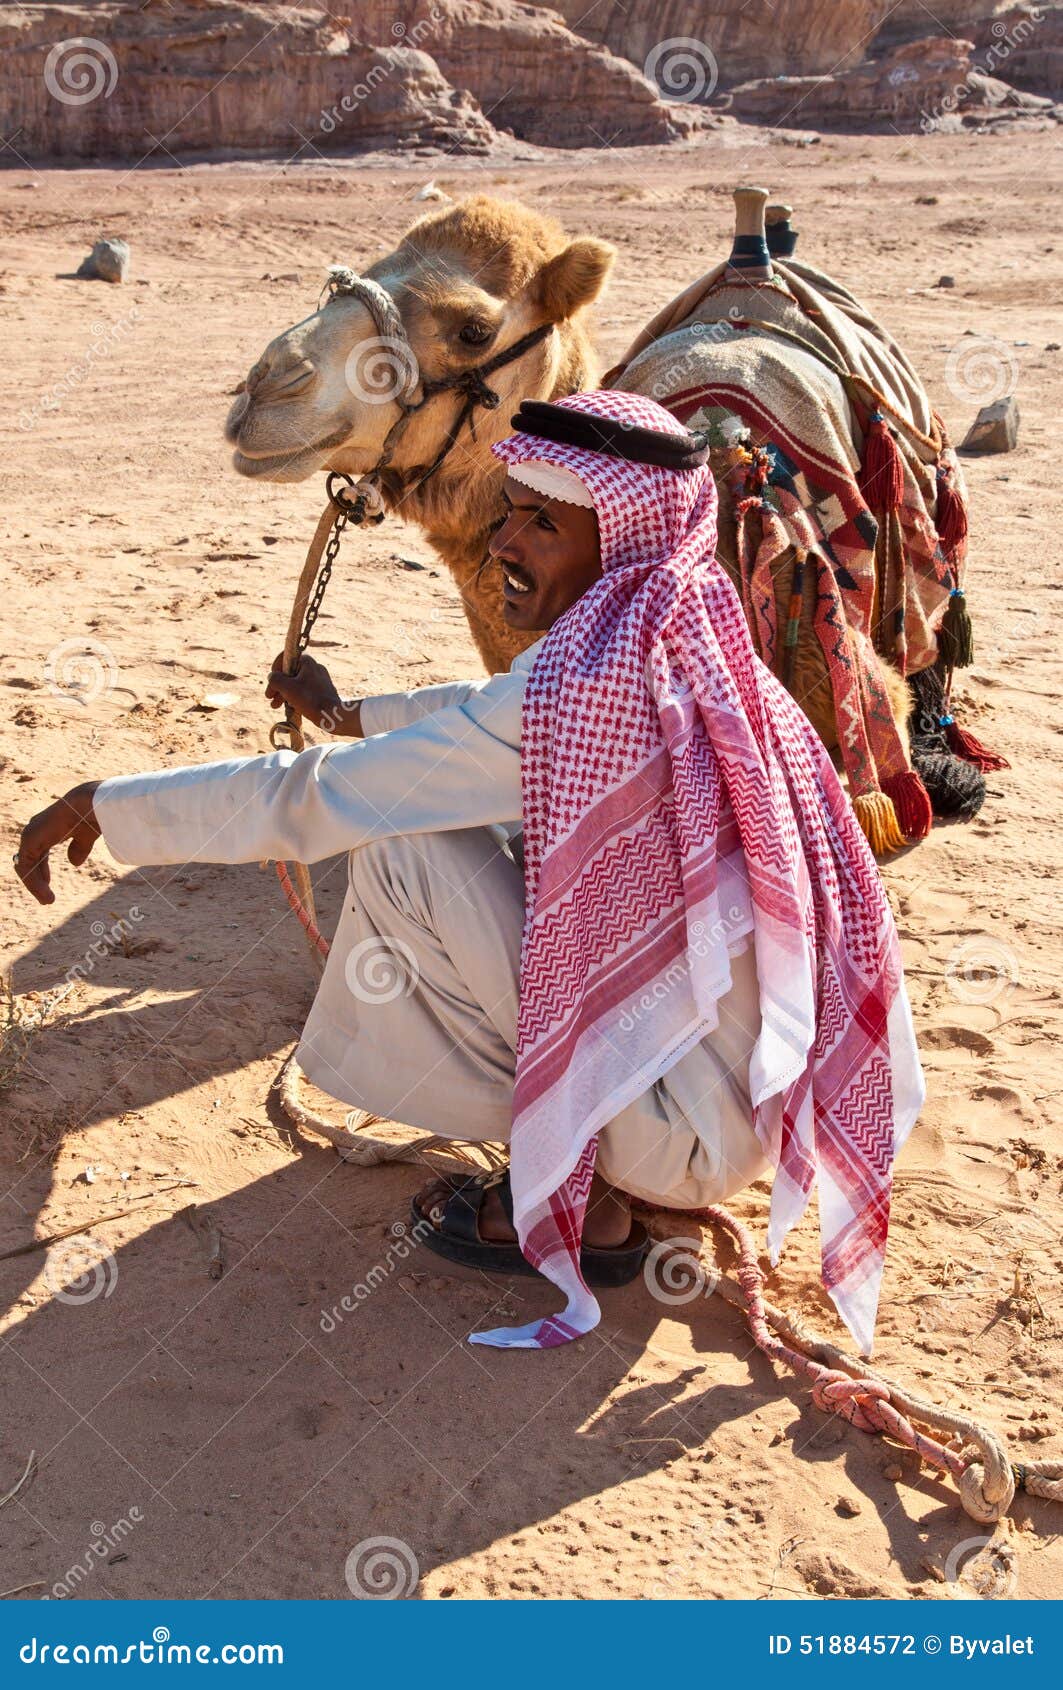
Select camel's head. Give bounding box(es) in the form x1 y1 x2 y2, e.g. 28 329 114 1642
225 196 615 503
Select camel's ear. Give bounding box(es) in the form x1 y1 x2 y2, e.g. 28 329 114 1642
535 237 616 322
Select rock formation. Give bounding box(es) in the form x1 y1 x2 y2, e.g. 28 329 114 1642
726 35 1060 131
530 0 891 85
0 0 710 162
973 4 1063 98
3 0 1060 160
535 0 1062 122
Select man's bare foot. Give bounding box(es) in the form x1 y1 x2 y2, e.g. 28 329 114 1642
417 1168 632 1249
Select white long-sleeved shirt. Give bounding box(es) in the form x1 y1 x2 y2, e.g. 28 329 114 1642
95 642 542 870
93 636 763 1156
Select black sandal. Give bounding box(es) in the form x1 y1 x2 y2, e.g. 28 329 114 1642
411 1169 649 1288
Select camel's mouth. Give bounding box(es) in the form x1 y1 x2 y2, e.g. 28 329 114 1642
230 442 329 483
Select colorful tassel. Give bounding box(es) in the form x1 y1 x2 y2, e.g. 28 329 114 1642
852 790 906 855
944 719 1010 772
859 413 905 512
938 587 974 669
935 468 968 555
881 770 934 842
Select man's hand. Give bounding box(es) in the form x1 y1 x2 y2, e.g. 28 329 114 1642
265 653 362 737
15 781 103 905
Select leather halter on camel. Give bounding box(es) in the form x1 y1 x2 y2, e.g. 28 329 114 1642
267 268 558 976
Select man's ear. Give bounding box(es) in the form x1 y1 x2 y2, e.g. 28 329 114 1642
535 237 616 323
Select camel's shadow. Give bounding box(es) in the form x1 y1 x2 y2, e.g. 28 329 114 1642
0 860 1038 1600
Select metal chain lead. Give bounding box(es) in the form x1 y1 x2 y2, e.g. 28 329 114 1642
297 506 349 657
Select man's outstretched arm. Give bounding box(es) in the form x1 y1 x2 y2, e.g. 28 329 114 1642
15 667 525 901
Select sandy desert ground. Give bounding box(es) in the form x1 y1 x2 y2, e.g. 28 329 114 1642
1 129 1062 1601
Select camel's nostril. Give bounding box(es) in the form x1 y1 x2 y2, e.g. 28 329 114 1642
245 357 316 405
228 390 251 428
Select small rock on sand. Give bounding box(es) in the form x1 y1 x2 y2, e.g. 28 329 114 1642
75 238 130 283
961 395 1020 454
935 274 956 288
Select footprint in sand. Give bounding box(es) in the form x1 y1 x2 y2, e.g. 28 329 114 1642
919 1025 996 1058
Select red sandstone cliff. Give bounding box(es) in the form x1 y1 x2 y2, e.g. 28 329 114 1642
2 0 1058 162
0 0 709 163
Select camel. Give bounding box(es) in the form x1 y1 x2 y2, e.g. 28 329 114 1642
227 190 989 848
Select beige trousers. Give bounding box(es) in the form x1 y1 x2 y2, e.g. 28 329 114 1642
299 828 767 1209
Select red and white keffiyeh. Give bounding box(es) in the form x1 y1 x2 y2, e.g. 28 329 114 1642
471 390 923 1357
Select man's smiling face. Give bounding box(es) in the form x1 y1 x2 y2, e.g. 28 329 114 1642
488 473 602 632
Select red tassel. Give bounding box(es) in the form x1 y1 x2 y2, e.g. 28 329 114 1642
935 471 968 556
945 720 1010 772
859 413 905 511
881 770 933 841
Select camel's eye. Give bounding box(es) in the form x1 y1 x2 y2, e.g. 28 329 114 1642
458 320 493 348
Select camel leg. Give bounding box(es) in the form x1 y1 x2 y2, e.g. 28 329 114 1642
880 659 911 763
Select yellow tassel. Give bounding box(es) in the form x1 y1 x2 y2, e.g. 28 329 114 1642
853 790 906 856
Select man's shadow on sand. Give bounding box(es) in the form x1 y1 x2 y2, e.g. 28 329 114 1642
1 859 1044 1599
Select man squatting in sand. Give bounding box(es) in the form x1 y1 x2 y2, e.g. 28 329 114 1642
16 392 923 1354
